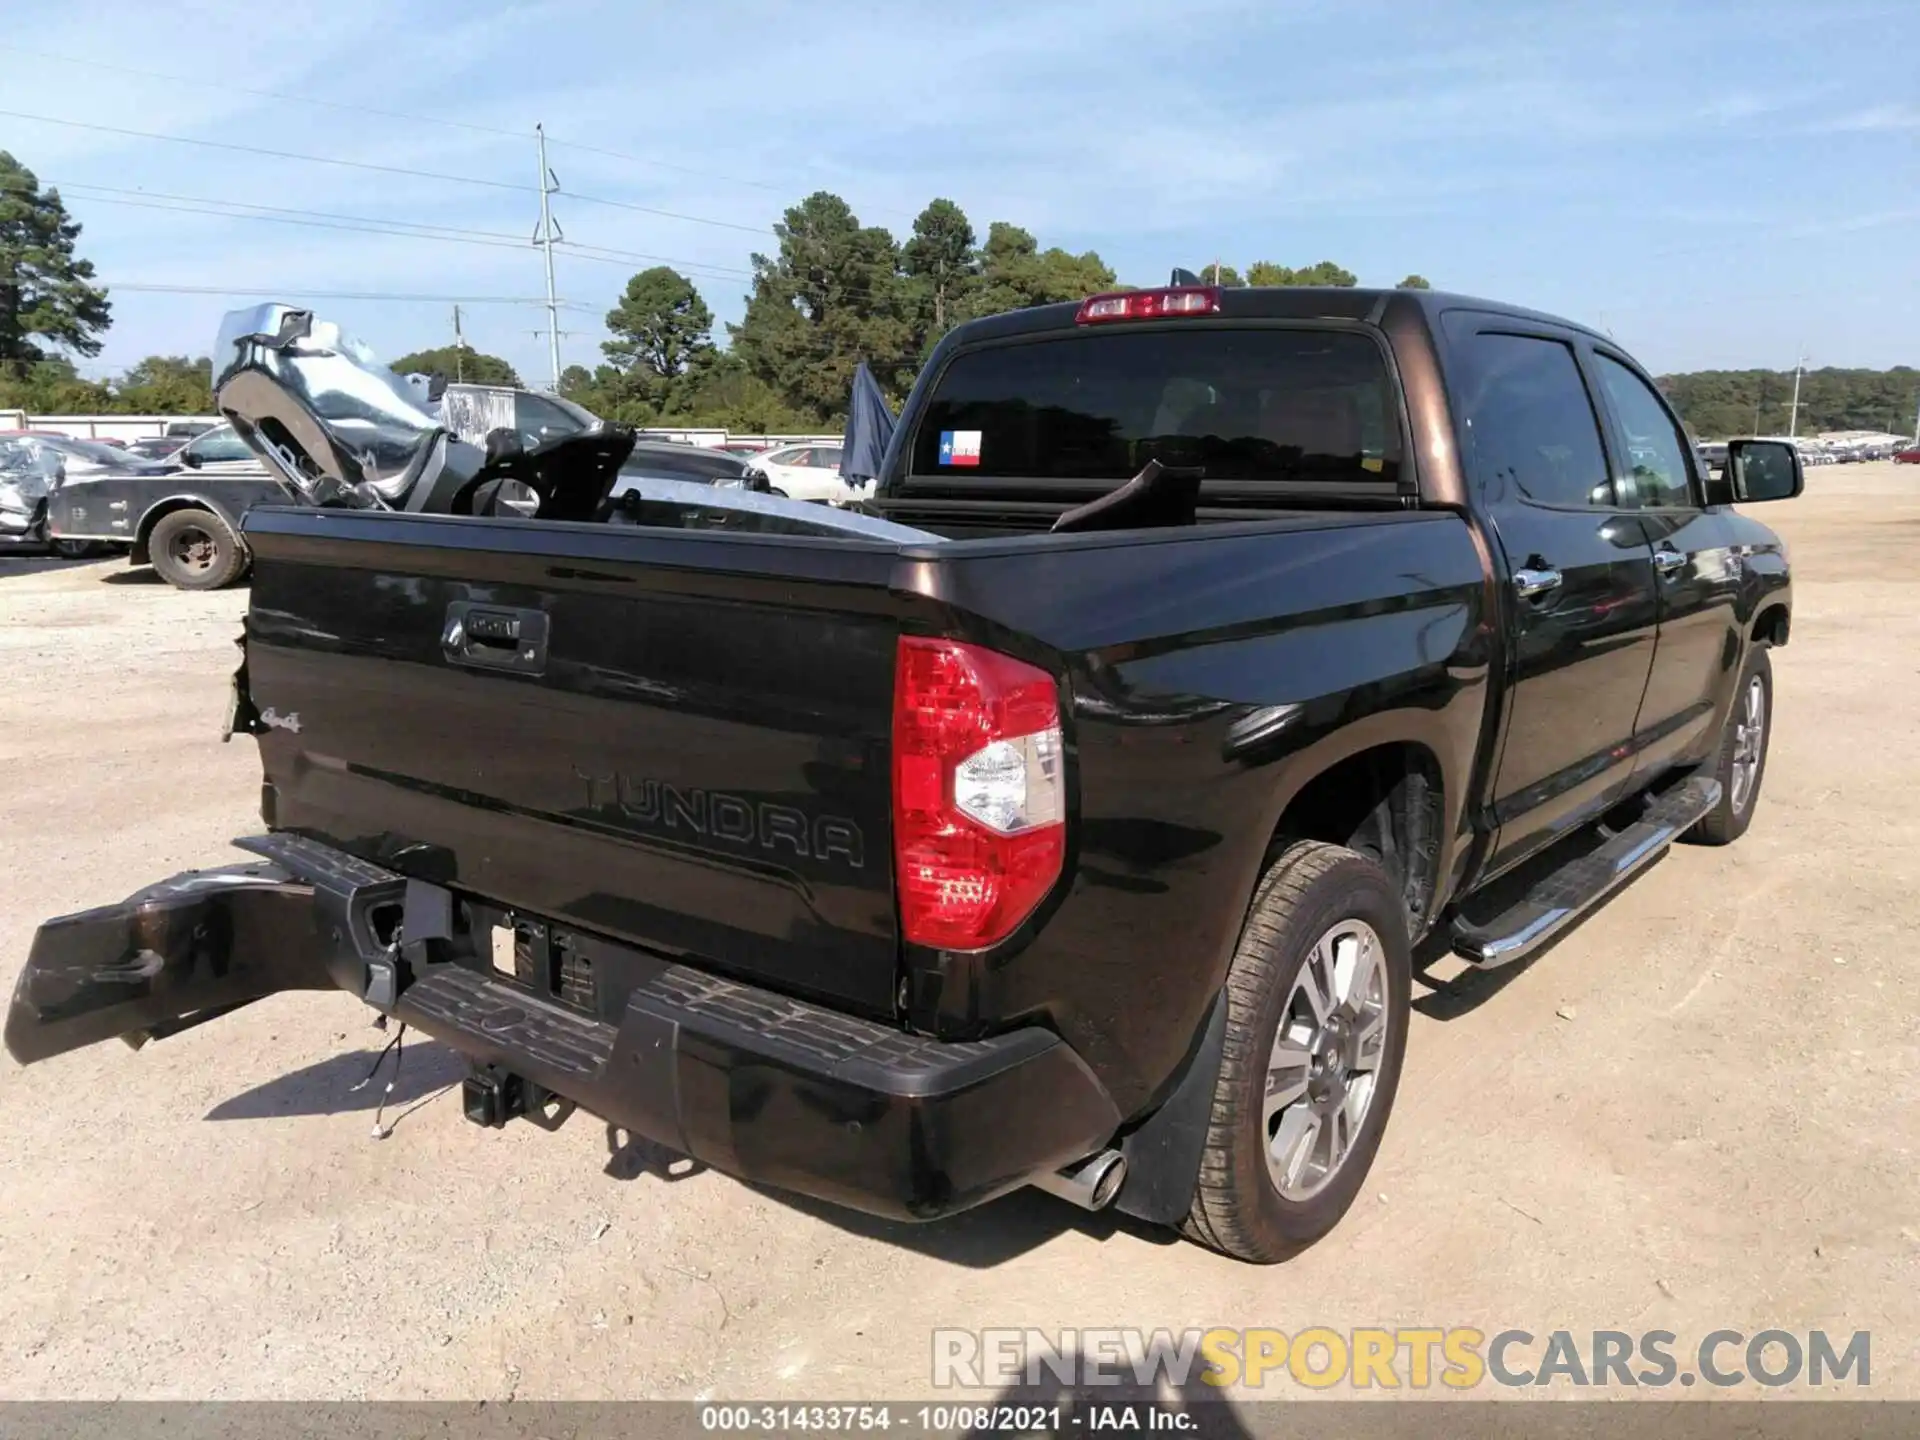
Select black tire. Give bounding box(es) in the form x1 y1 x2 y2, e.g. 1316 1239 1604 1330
1685 647 1773 846
49 538 100 559
147 508 247 591
1182 842 1412 1263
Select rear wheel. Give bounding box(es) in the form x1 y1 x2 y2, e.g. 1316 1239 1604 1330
148 508 247 590
1686 647 1772 846
1182 842 1412 1263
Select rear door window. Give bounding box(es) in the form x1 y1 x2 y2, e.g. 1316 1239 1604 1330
909 328 1402 490
1446 330 1614 509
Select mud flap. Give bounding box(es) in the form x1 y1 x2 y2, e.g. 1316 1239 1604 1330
5 864 336 1066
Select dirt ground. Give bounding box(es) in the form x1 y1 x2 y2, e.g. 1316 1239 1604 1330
1 464 1915 1404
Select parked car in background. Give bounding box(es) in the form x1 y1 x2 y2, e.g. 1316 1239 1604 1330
0 436 55 547
1895 446 1920 465
1 433 168 557
615 439 765 491
46 425 292 588
748 442 849 501
718 440 774 458
127 435 189 461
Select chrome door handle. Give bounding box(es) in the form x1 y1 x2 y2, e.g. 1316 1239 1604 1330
1512 567 1563 598
1653 548 1686 574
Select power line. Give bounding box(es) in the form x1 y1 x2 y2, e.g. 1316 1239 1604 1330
48 181 533 244
553 188 770 234
10 179 759 283
106 281 593 307
0 108 530 195
3 108 776 237
0 41 916 217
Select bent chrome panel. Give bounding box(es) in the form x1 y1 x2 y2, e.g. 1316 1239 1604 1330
213 303 447 507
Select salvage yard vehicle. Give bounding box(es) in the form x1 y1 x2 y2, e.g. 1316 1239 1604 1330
43 422 291 588
747 441 849 501
2 432 165 558
7 287 1800 1263
0 435 56 547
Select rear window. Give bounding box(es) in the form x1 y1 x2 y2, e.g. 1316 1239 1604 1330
909 328 1402 489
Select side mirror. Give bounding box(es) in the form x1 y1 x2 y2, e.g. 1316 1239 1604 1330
1726 439 1802 503
178 450 203 469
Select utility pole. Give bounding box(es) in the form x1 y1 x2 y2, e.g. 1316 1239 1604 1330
451 304 467 382
1212 259 1221 285
534 123 563 391
1787 352 1808 439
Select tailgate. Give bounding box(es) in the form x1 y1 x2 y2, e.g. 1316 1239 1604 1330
240 509 908 1017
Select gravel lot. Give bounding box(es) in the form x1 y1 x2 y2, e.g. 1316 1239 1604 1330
1 464 1915 1402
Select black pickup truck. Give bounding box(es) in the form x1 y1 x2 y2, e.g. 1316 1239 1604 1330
6 286 1799 1263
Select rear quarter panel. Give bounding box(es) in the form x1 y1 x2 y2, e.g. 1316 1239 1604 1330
905 512 1494 1117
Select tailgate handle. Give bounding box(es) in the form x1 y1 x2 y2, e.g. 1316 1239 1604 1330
442 602 549 675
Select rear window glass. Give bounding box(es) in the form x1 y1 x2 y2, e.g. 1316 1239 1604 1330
910 328 1401 487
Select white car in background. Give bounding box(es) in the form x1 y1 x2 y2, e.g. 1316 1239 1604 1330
748 443 849 502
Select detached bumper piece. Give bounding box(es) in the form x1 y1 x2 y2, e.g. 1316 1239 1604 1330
8 834 1121 1223
5 865 335 1065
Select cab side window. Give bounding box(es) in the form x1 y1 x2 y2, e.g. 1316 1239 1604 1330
191 429 255 463
1593 355 1696 509
1453 331 1614 509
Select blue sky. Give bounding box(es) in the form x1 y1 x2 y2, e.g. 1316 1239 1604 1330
5 0 1916 385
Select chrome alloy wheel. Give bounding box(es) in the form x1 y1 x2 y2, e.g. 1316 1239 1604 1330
1263 919 1390 1201
1729 674 1766 814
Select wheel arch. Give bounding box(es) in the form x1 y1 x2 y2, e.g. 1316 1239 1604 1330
1750 601 1789 648
1258 723 1454 938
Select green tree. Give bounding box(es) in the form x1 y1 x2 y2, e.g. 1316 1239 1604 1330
679 351 815 432
967 222 1117 320
0 355 111 413
903 198 978 345
1396 274 1432 290
1245 259 1359 287
602 266 714 412
729 192 912 421
1658 366 1920 439
114 355 212 412
1189 263 1246 287
0 152 112 378
389 345 520 386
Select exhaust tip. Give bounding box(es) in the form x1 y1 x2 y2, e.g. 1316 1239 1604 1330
1033 1148 1128 1212
1090 1152 1128 1209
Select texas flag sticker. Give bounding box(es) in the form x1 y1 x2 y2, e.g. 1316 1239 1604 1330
938 429 983 466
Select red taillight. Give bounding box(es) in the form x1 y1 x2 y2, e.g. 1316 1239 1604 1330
892 637 1066 950
1075 285 1222 325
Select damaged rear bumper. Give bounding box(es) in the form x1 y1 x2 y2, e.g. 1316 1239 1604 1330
7 836 1122 1222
